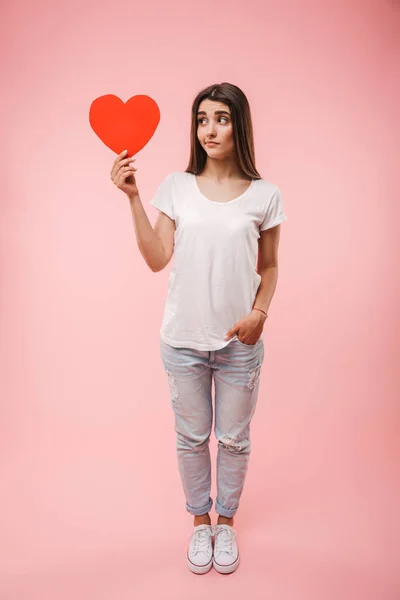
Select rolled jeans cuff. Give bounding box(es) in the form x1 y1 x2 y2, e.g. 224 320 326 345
215 498 238 518
185 496 213 516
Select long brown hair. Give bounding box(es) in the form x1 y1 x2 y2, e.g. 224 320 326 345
184 82 262 180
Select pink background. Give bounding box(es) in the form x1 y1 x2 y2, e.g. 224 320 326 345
1 0 399 598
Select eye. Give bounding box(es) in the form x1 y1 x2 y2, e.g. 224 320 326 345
197 116 229 124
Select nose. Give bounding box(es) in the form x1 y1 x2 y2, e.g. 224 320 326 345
205 122 217 136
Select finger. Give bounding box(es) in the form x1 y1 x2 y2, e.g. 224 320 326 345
115 171 135 188
121 157 136 166
226 324 241 339
113 149 127 165
110 156 135 179
116 168 136 187
113 164 136 183
111 149 127 172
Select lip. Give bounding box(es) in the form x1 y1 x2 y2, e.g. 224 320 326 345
206 142 219 146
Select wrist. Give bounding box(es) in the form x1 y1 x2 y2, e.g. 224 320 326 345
252 307 268 321
128 191 140 204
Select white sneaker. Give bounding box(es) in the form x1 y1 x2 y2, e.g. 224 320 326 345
186 524 214 574
212 524 240 574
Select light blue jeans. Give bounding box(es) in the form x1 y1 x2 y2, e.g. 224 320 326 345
159 336 264 518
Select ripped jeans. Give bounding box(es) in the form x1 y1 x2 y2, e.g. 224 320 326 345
159 336 264 518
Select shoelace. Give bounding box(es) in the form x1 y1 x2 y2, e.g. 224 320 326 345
213 525 235 555
191 526 213 554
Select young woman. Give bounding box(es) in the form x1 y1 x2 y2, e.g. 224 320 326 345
110 82 287 575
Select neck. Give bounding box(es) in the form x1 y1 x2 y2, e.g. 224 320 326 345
200 157 244 182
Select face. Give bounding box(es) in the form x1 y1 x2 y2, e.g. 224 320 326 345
196 99 235 158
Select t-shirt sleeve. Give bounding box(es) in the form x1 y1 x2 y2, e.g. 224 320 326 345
149 173 175 220
260 186 287 231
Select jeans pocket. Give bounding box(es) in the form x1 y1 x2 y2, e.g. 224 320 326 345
236 337 259 347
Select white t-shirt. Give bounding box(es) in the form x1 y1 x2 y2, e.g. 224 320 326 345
149 171 287 351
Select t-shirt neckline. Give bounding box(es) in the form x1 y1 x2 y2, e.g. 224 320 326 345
192 173 255 205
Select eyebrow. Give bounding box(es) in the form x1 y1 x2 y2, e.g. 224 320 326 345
197 110 231 116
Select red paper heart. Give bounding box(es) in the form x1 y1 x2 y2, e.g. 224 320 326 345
89 94 160 156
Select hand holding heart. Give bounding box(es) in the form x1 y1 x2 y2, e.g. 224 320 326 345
110 149 138 198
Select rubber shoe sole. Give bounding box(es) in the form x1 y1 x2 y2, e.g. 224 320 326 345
212 553 240 574
187 553 213 574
